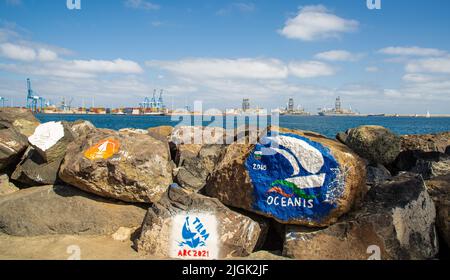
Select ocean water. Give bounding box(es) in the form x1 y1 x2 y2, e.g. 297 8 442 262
35 114 450 138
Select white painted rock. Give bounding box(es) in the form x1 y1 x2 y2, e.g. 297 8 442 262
28 121 74 162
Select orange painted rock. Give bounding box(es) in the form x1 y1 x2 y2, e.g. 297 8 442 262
59 128 173 203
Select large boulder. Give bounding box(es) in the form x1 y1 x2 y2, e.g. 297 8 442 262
69 120 96 138
425 175 450 249
344 125 401 165
148 126 174 139
204 127 367 227
0 127 28 171
412 154 449 179
11 147 63 186
59 128 173 203
0 185 146 236
283 173 438 260
28 121 74 162
366 164 392 187
0 174 19 196
135 185 263 259
174 145 225 191
0 108 40 137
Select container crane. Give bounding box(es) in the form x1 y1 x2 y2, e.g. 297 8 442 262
0 97 7 107
26 78 45 112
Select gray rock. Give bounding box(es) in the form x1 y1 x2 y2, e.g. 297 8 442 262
70 120 96 138
11 147 63 186
0 108 40 137
366 164 392 186
345 125 401 165
0 185 147 236
283 173 438 260
412 154 450 179
175 145 225 191
135 185 262 259
0 127 28 171
59 128 172 203
0 174 19 196
425 175 450 249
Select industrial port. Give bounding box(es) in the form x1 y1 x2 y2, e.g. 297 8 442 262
0 78 446 118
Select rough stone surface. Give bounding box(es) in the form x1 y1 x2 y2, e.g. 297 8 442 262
412 154 450 179
70 120 96 138
204 127 367 227
366 164 392 186
118 128 148 135
425 175 450 248
59 128 172 203
28 121 74 163
175 145 225 191
0 174 19 196
11 147 63 186
345 125 401 165
283 173 438 260
0 185 147 236
0 127 28 171
401 132 450 154
135 185 262 259
0 108 40 137
148 126 173 139
171 126 226 145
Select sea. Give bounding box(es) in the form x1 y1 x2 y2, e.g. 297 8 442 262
35 114 450 139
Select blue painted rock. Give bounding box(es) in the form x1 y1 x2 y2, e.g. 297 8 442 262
204 127 367 227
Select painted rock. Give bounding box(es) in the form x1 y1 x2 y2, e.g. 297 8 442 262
28 121 74 162
135 185 263 259
204 127 367 227
59 128 172 203
283 173 438 260
0 127 28 171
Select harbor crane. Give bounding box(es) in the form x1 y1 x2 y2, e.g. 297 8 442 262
0 97 7 107
139 89 166 111
26 78 45 112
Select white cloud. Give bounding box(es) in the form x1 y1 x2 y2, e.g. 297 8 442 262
365 66 379 73
0 43 36 61
288 61 336 78
402 73 440 83
64 59 143 74
379 46 446 57
279 5 359 41
37 48 58 61
124 0 160 10
406 57 450 74
315 50 362 62
147 58 288 80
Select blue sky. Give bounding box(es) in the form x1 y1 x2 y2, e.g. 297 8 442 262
1 0 450 114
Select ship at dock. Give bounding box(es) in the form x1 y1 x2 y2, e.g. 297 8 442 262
318 96 359 116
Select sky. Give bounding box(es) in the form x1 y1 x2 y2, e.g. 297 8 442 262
0 0 450 114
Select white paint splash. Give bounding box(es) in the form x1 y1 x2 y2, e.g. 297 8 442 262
28 121 64 151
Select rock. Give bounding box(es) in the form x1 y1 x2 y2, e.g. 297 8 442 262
171 126 226 145
0 185 147 236
366 164 392 186
11 147 63 186
401 132 450 154
412 154 450 179
0 174 19 196
135 185 262 259
336 131 348 144
283 173 438 260
425 175 450 249
0 127 28 171
204 127 367 227
70 120 96 138
111 227 137 242
148 126 173 139
345 125 401 165
175 145 225 191
28 121 74 162
118 128 148 135
0 108 40 137
59 128 172 203
174 144 202 165
230 250 289 260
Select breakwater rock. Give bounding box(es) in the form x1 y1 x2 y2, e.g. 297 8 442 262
0 109 448 260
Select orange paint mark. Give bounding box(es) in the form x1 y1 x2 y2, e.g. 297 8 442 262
267 187 294 198
84 138 120 160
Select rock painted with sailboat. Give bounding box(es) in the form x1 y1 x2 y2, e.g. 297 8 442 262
58 128 173 203
204 127 367 227
135 184 263 259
